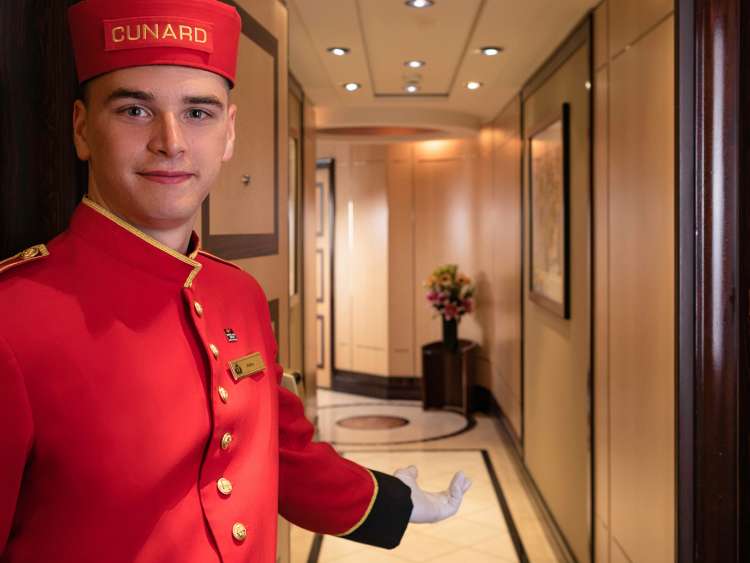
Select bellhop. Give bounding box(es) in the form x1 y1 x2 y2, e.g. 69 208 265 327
0 0 471 561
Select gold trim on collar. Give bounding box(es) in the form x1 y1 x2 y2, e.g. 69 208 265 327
335 469 380 537
82 197 202 288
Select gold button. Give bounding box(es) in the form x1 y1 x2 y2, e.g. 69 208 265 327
217 477 233 496
21 247 39 259
194 302 203 316
221 432 233 450
217 386 229 403
209 344 220 359
232 522 247 542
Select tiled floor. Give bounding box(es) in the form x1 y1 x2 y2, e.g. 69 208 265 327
289 390 562 563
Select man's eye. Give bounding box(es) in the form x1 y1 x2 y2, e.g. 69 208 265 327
187 109 211 120
124 107 148 118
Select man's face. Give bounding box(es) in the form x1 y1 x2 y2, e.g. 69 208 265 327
73 65 237 231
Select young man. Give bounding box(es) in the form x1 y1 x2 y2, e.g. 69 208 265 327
0 1 470 561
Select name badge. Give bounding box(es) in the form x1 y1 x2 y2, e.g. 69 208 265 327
228 352 266 381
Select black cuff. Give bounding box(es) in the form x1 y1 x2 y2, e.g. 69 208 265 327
340 469 413 549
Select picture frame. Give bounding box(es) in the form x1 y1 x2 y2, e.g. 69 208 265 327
528 103 570 319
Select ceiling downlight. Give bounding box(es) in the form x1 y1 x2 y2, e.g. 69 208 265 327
327 47 350 57
405 0 434 8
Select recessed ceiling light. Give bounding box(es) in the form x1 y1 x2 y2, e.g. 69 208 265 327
343 82 361 92
480 46 503 56
405 0 434 8
405 60 425 69
405 83 420 93
466 81 483 91
328 47 350 57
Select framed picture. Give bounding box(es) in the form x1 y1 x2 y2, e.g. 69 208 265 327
529 103 570 319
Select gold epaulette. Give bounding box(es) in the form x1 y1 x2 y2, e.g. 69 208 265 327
0 244 49 276
197 249 243 271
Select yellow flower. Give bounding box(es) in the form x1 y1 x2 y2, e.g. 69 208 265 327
440 273 452 286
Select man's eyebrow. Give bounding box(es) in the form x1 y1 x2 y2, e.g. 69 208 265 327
105 88 155 103
184 95 225 109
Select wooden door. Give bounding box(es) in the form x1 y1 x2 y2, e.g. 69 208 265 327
287 88 304 376
314 160 334 388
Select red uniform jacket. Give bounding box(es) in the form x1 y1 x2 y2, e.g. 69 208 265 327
0 199 411 562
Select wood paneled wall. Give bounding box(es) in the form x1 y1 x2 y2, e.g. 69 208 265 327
0 0 87 257
522 41 592 563
593 1 675 562
487 100 524 439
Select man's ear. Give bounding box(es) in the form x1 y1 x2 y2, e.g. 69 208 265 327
73 100 92 161
222 103 237 162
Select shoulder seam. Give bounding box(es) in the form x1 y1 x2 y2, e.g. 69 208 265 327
197 250 243 271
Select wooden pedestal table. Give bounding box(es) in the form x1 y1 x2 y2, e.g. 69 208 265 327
421 340 477 417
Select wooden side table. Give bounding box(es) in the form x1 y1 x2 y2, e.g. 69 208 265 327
421 340 477 417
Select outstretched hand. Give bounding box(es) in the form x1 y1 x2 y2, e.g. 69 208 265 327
394 465 472 523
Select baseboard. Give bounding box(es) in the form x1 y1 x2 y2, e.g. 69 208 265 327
331 370 422 400
475 384 578 563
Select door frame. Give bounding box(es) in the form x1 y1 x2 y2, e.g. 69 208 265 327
316 158 336 388
677 0 747 560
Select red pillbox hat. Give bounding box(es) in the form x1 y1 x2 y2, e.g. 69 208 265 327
68 0 242 87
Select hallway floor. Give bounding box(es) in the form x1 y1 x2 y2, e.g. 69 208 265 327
289 390 563 563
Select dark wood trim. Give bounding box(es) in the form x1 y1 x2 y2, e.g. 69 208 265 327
740 1 750 559
202 3 279 260
521 17 591 102
315 249 325 303
315 182 325 237
332 370 421 401
677 0 696 561
519 97 526 452
691 0 742 561
316 314 324 369
0 0 87 257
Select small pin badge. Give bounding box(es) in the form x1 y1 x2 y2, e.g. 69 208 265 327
224 328 238 343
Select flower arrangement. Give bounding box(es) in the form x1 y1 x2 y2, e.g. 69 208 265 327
424 264 475 321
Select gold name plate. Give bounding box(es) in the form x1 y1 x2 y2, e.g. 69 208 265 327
228 352 266 381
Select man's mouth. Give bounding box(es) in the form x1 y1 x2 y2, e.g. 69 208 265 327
138 170 196 185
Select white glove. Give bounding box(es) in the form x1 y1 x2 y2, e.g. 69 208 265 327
394 465 472 523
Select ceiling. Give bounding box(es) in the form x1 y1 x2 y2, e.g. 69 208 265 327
288 0 598 140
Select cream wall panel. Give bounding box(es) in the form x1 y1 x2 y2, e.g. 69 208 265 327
413 140 482 374
609 0 672 58
211 35 275 236
474 126 495 392
387 146 416 376
350 158 389 375
491 97 523 438
523 45 591 563
593 64 611 561
327 144 354 373
608 16 674 563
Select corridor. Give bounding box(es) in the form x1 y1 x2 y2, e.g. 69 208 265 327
2 0 745 561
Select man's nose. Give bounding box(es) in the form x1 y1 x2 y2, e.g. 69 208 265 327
148 113 186 157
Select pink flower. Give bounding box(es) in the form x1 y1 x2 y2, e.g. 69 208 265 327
463 298 474 313
426 290 439 302
443 303 458 320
